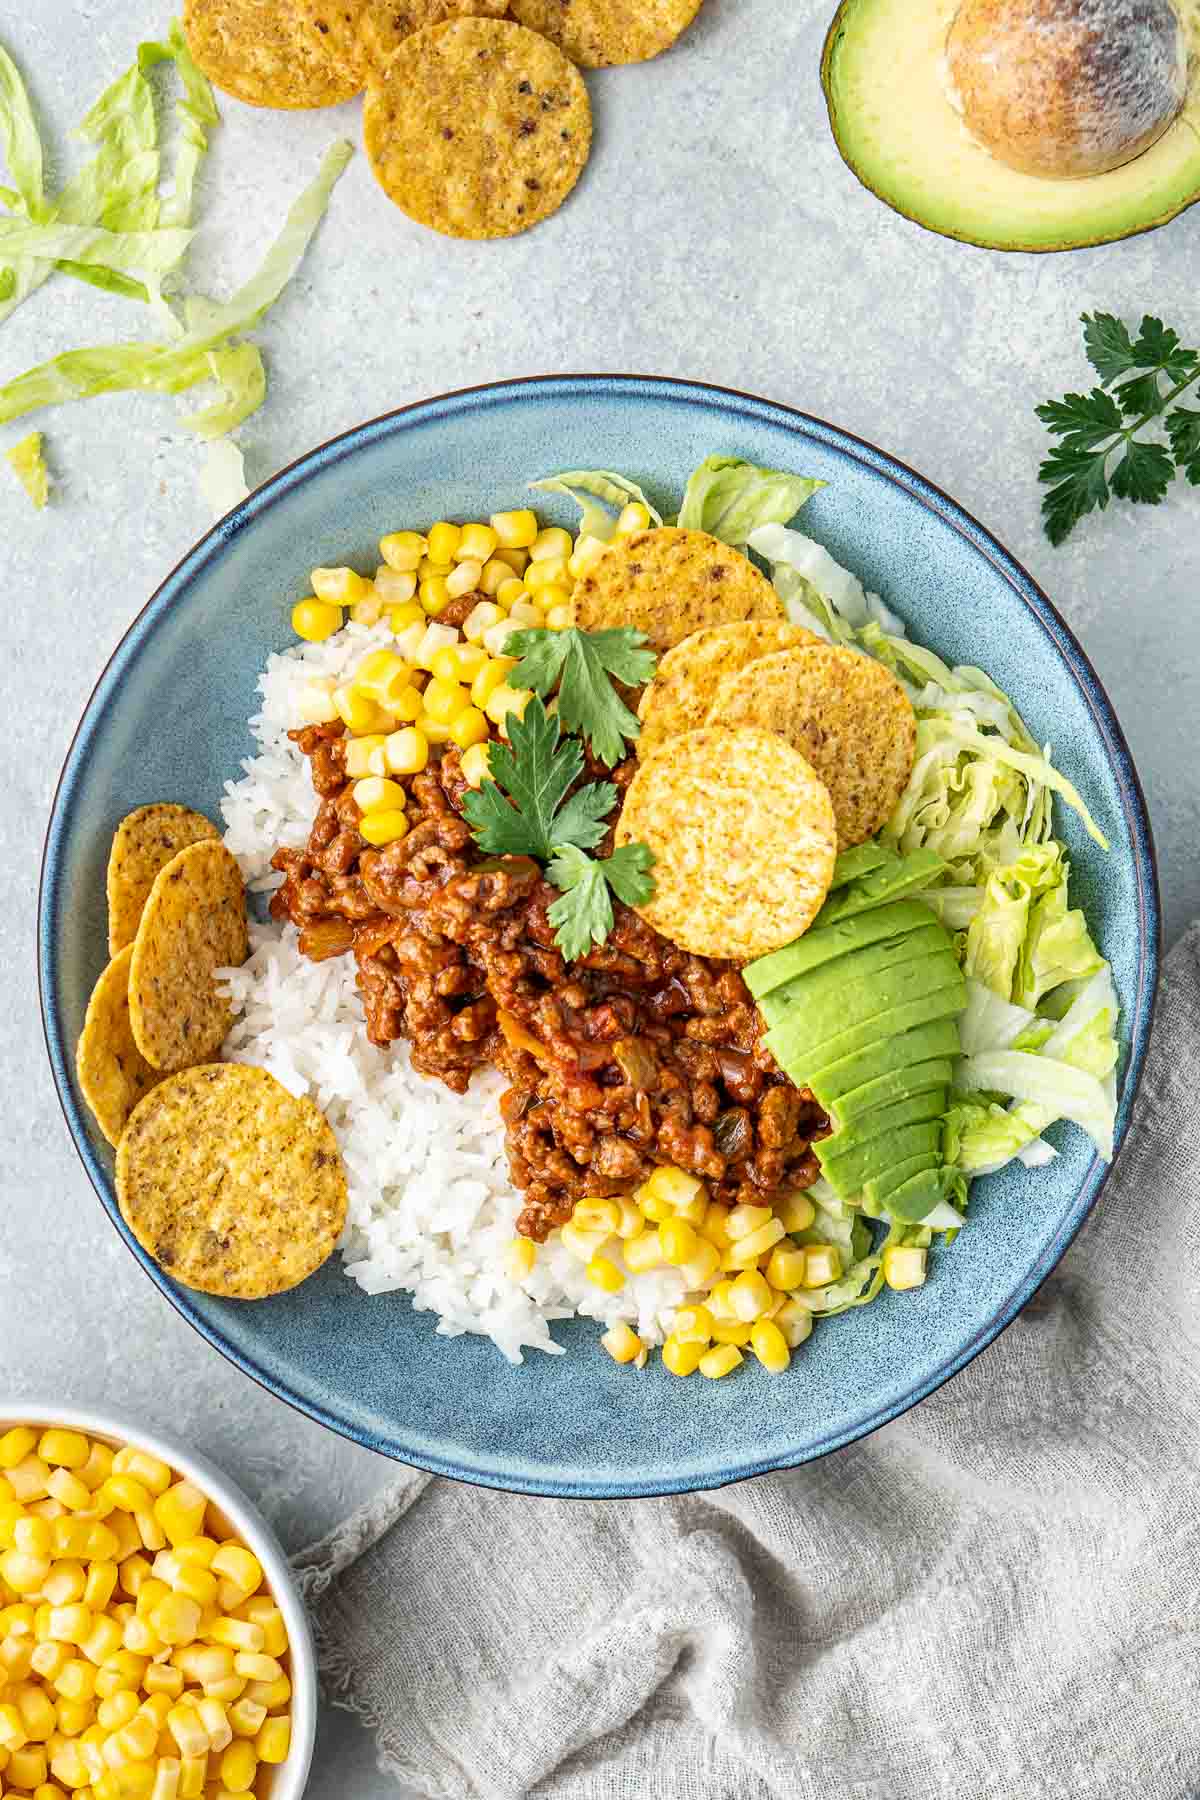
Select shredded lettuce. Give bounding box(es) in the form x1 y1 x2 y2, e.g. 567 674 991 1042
0 140 352 428
529 470 661 541
138 23 219 229
0 220 191 279
198 436 249 517
180 344 266 438
676 455 822 544
4 427 47 506
0 43 47 222
747 522 909 642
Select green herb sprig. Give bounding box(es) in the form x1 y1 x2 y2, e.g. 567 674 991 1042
1037 312 1200 546
504 625 657 767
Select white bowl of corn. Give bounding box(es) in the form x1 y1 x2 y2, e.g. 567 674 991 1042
0 1405 315 1800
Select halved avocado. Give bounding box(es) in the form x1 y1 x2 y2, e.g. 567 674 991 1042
821 0 1200 251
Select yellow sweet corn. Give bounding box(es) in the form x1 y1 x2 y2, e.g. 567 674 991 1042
724 1218 787 1268
503 1238 536 1282
882 1245 927 1291
774 1298 815 1348
529 527 572 563
776 1192 817 1234
636 1192 674 1224
585 1254 625 1294
802 1245 843 1289
599 1323 643 1366
671 1305 714 1345
699 1344 744 1379
380 727 427 777
205 1619 263 1656
678 1239 721 1289
387 600 425 634
544 601 574 630
38 1437 89 1474
449 706 488 750
476 558 510 596
227 1697 267 1740
166 1707 208 1760
378 530 426 571
729 1270 773 1322
506 598 545 629
374 567 418 606
567 534 606 579
483 683 532 731
459 742 492 789
493 577 527 610
749 1320 791 1374
658 1219 699 1267
765 1245 808 1292
290 599 342 642
358 811 408 848
426 521 462 563
0 1431 37 1471
462 600 505 643
662 1337 705 1377
613 1198 643 1241
492 545 529 575
237 1605 286 1663
490 509 539 549
352 776 406 818
310 566 369 606
9 1742 48 1787
622 1229 663 1274
616 503 651 535
178 1751 207 1797
702 1203 734 1250
524 557 569 592
419 576 452 616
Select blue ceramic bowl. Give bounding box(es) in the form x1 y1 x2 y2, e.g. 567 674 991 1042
39 376 1159 1498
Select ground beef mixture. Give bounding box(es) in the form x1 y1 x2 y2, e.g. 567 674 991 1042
270 720 829 1240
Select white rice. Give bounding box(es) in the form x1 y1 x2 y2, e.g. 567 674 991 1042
219 627 689 1361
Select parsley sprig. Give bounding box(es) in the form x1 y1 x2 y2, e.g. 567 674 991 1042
461 698 655 960
1037 313 1200 546
505 625 657 767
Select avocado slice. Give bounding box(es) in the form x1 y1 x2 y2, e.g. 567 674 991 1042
814 847 947 928
821 0 1200 252
768 980 966 1084
747 898 940 998
758 922 951 1029
883 1167 958 1224
826 1057 953 1128
764 948 962 1066
818 1122 943 1200
807 1018 962 1102
863 1152 942 1208
819 1086 948 1159
829 843 896 890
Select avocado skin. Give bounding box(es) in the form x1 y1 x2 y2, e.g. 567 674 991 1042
807 1019 962 1101
818 1121 943 1199
827 1057 954 1126
765 949 962 1066
820 0 1200 254
819 1087 949 1163
747 897 940 998
759 922 950 1029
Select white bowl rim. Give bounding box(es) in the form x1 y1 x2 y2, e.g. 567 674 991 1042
0 1398 316 1799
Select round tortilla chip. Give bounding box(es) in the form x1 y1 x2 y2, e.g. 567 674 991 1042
574 528 781 656
117 1064 348 1299
363 19 592 240
706 644 918 850
507 0 705 67
615 726 837 961
128 841 249 1074
76 947 164 1149
359 0 507 67
107 803 220 957
636 619 823 759
182 0 366 108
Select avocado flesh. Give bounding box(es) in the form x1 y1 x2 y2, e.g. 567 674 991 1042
818 1122 943 1199
863 1152 942 1207
820 1087 949 1159
827 1057 954 1127
815 847 946 927
769 980 967 1083
747 899 940 998
829 843 894 890
885 1167 958 1223
807 1019 962 1102
758 922 950 1029
822 0 1200 254
764 949 962 1065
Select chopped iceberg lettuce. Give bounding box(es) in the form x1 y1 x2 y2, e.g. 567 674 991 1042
4 428 48 506
528 470 662 540
677 456 823 544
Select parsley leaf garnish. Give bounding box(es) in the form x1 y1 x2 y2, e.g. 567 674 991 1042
1037 312 1200 545
461 698 613 860
545 843 656 962
460 697 656 962
505 626 657 767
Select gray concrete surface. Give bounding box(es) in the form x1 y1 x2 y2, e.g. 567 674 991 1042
1 2 1197 1795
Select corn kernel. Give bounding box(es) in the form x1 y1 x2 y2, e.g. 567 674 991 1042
803 1245 843 1289
97 1693 138 1734
374 568 418 607
165 1709 207 1760
599 1324 643 1366
448 706 488 751
50 1738 88 1786
492 577 526 611
0 1433 36 1473
459 742 492 789
726 1219 787 1268
79 1620 121 1670
379 530 427 572
426 521 462 563
483 683 531 731
643 1166 704 1211
417 557 453 582
53 1662 95 1706
702 1203 733 1250
226 1697 266 1741
483 618 520 658
525 557 569 592
45 1473 90 1515
8 1459 50 1504
658 1219 700 1267
15 1685 56 1740
765 1245 807 1291
442 560 479 601
329 686 375 734
55 1697 95 1739
414 621 459 671
462 600 505 644
492 545 529 575
1 1636 33 1680
609 1198 641 1241
558 1222 607 1263
505 599 545 629
636 1192 673 1224
75 1447 113 1498
178 1753 207 1798
882 1245 927 1292
0 1699 27 1750
773 1298 813 1349
150 1758 180 1800
749 1319 791 1374
470 657 515 708
387 601 425 637
0 1602 35 1635
545 602 574 631
678 1240 722 1289
567 534 606 579
93 1652 143 1696
350 591 385 627
419 576 451 616
83 1525 119 1567
237 1604 285 1662
472 558 507 597
503 1238 536 1282
699 1344 744 1379
311 566 369 606
662 1335 705 1377
31 1643 70 1683
173 1541 216 1574
585 1254 625 1294
776 1192 817 1234
359 811 410 849
529 527 572 563
15 1517 52 1558
490 509 538 549
195 1698 230 1753
572 1199 620 1236
450 524 495 567
78 1566 115 1617
419 677 466 726
622 1230 663 1274
729 1270 773 1323
1 1552 50 1596
352 776 406 818
725 1203 772 1242
417 714 454 745
671 1305 714 1345
37 1437 89 1475
290 676 339 729
204 1619 262 1656
147 1597 200 1651
618 502 652 535
10 1742 49 1786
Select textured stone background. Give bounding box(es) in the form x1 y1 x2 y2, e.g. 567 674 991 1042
1 2 1197 1794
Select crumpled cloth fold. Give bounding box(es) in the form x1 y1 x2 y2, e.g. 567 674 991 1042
294 925 1199 1800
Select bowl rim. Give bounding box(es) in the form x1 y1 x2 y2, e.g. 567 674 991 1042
0 1399 316 1795
37 372 1161 1498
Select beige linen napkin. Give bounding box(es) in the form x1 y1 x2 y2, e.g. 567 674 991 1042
294 924 1199 1800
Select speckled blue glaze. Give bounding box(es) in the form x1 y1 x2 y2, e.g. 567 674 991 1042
39 377 1158 1499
